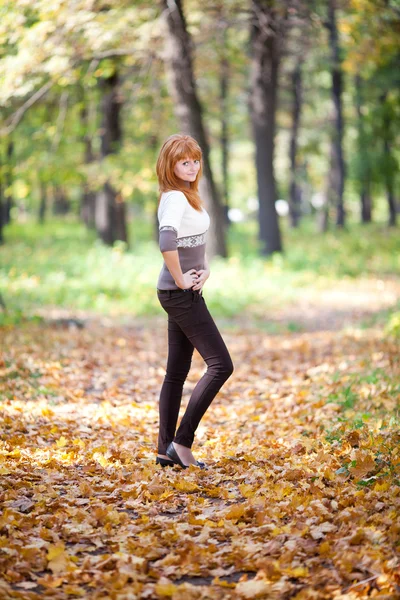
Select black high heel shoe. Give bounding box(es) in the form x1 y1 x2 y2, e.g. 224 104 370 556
155 456 175 467
166 442 206 469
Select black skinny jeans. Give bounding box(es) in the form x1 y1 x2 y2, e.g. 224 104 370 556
157 288 233 454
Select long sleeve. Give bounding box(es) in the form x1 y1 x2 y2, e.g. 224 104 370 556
159 227 178 252
158 191 187 253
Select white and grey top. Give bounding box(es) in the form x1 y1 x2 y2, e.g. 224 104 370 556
157 190 210 290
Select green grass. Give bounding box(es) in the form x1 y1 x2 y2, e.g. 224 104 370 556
0 216 399 322
228 218 400 277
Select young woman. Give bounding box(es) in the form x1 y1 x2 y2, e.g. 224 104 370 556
155 134 234 469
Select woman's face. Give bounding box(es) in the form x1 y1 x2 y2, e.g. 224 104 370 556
173 157 201 184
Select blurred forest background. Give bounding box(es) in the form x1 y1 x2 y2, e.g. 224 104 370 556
2 4 400 597
0 0 399 325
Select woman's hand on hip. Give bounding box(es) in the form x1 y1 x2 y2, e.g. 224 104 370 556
176 269 198 290
191 267 210 291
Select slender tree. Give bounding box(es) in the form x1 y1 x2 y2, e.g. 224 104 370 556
161 0 227 257
288 58 303 227
38 181 47 224
0 150 3 244
249 0 287 255
326 0 346 227
95 71 128 246
80 89 96 229
219 22 230 222
4 140 14 225
380 92 397 226
354 74 372 223
53 186 70 215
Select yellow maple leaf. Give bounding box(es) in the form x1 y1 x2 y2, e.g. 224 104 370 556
47 544 65 561
349 453 376 479
374 481 390 492
239 484 254 498
236 578 272 598
174 480 200 492
72 439 85 448
217 519 225 527
92 452 109 468
285 566 309 578
47 544 69 575
155 578 177 596
225 504 245 520
319 541 331 555
36 575 64 589
41 407 54 417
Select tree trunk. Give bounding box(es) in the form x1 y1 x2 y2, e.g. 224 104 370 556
53 186 70 215
0 153 4 244
80 97 96 229
380 93 397 227
288 60 302 228
327 0 346 227
161 0 227 258
355 75 372 223
318 144 336 233
4 140 14 225
249 0 283 255
0 203 3 245
360 189 372 223
95 72 128 245
384 139 397 227
220 27 230 225
38 182 47 223
149 133 161 244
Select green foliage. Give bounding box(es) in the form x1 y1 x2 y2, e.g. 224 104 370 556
0 0 398 231
1 218 399 324
0 309 44 328
384 311 400 339
228 218 400 277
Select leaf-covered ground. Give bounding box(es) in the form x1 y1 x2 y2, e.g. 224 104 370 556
1 311 399 599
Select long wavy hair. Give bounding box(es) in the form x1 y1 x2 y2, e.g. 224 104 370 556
156 134 203 211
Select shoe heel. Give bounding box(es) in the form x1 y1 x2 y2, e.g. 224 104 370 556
156 456 175 467
166 442 188 469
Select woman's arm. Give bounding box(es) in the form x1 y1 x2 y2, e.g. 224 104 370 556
192 253 210 292
162 250 198 290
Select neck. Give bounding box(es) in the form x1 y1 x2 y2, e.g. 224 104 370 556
179 179 190 189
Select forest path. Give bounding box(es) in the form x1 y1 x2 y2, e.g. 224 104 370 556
34 273 400 334
1 275 399 599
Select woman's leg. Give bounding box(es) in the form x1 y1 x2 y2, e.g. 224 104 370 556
173 294 233 449
157 315 194 456
157 290 233 462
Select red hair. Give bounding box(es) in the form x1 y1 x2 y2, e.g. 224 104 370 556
156 134 203 211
